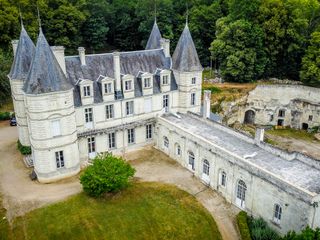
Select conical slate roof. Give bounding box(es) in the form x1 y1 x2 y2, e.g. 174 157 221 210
24 29 73 94
145 20 162 50
172 24 202 72
9 24 35 80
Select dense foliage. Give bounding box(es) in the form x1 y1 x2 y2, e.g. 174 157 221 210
282 227 320 240
80 153 135 197
237 211 252 240
17 140 32 155
248 216 280 240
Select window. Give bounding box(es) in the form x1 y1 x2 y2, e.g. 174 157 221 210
203 159 210 176
128 128 135 144
126 101 134 115
236 180 247 208
106 104 114 119
188 151 195 171
144 78 151 88
51 120 61 137
162 75 169 85
108 132 116 149
83 86 91 97
163 136 169 148
146 124 152 140
85 108 93 123
220 171 227 187
191 93 196 106
104 83 112 94
125 80 132 91
277 119 284 126
88 137 95 153
55 151 64 169
192 77 196 84
163 94 169 112
176 144 181 156
273 204 282 224
309 115 313 121
270 114 274 122
278 109 285 117
144 97 152 113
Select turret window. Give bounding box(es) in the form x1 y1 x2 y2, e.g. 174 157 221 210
83 86 91 97
104 83 113 94
55 151 65 169
162 75 169 85
192 77 196 84
191 93 196 106
125 80 133 91
144 78 151 88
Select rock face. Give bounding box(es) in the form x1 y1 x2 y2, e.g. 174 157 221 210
315 133 320 141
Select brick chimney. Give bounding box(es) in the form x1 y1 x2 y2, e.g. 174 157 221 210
203 90 211 119
78 47 86 66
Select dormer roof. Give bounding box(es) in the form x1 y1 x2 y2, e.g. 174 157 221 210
172 24 202 72
9 25 35 80
23 29 73 94
145 21 162 50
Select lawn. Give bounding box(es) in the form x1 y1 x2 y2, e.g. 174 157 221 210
266 128 317 142
0 194 10 240
7 182 221 240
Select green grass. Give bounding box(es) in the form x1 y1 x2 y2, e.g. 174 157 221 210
266 128 317 142
236 211 251 240
0 194 10 240
8 182 221 240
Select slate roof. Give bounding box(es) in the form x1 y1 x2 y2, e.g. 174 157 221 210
24 29 73 94
65 49 177 107
172 24 202 72
145 21 162 50
9 24 35 80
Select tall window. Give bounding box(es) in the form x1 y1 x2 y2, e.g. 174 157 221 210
162 75 169 85
163 136 169 148
126 101 134 116
83 86 91 96
203 159 210 176
146 124 152 140
104 83 112 94
128 128 135 144
163 94 169 112
108 132 116 149
88 137 95 153
278 109 285 117
55 151 64 169
106 104 114 119
51 120 61 137
125 80 132 91
188 151 195 171
236 180 247 208
176 144 181 156
144 78 151 88
220 171 227 187
85 108 93 123
191 93 196 106
191 77 196 84
274 204 282 224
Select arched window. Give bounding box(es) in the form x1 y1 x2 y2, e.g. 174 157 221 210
203 159 210 175
175 144 181 156
188 151 195 171
220 171 227 187
163 136 169 148
273 204 282 224
236 180 247 208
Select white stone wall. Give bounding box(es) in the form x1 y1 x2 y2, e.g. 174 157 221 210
155 116 318 234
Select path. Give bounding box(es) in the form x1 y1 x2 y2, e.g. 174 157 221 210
128 147 240 240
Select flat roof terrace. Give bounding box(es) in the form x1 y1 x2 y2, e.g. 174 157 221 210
160 113 320 196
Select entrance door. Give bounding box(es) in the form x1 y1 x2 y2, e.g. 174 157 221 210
244 110 255 124
236 180 247 209
188 152 195 171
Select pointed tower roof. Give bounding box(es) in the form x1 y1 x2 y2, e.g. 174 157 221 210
172 24 202 72
145 20 162 50
9 24 35 80
24 29 73 94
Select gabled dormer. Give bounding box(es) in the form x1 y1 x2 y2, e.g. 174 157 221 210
140 72 153 96
122 74 135 99
99 76 115 102
159 69 171 93
78 79 94 105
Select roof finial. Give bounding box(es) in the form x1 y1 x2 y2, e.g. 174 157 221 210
186 2 189 26
36 3 42 30
154 0 157 24
18 6 24 27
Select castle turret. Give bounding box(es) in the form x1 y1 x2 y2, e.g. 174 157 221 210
24 28 80 182
172 23 203 113
8 24 35 146
145 20 162 50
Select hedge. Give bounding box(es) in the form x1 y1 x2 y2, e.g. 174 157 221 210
17 140 32 155
0 112 11 121
237 211 252 240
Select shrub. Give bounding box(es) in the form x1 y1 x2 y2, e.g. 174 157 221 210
80 153 136 197
0 112 10 121
237 211 252 240
282 226 320 240
17 140 32 155
248 216 279 240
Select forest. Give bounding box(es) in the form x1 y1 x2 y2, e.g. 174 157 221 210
0 0 319 106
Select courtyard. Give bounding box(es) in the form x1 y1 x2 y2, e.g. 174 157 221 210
0 122 239 240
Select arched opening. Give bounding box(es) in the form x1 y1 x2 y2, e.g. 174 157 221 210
188 151 195 171
302 123 309 130
236 180 247 208
219 170 227 187
244 110 255 124
202 159 210 184
175 143 181 156
273 204 282 224
163 136 169 148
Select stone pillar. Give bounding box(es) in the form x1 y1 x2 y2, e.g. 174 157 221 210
78 47 86 66
203 90 211 119
160 38 170 58
12 40 19 57
51 46 66 75
113 51 122 99
255 128 265 143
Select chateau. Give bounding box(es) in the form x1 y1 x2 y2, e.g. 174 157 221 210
8 20 320 234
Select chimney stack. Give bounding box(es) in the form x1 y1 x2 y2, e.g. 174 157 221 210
12 40 19 57
113 51 122 98
255 128 265 143
160 38 170 58
51 46 66 75
78 47 86 66
203 90 211 119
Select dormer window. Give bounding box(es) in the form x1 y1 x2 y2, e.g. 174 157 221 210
192 77 196 84
162 75 169 85
83 86 91 97
104 82 113 94
125 80 133 91
144 78 151 88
